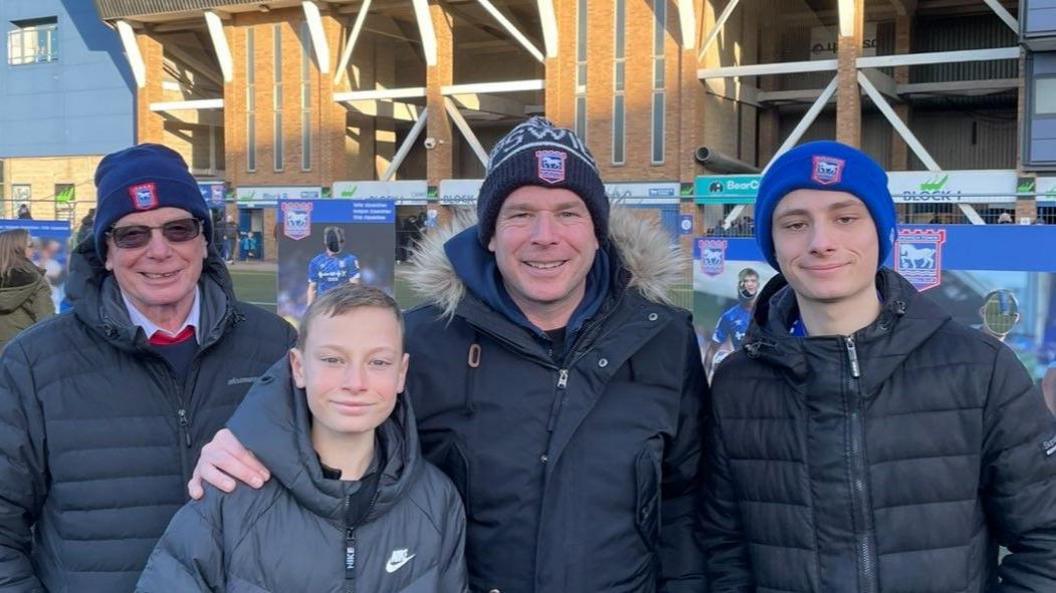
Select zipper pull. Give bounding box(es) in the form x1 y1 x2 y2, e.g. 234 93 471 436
177 408 191 447
557 369 568 389
844 337 861 378
345 526 356 586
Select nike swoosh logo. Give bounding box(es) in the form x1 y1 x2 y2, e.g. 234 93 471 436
385 554 415 573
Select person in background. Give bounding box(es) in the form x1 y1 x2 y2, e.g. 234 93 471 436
16 203 32 220
0 228 54 350
76 208 97 247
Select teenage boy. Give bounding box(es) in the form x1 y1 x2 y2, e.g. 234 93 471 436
136 284 466 593
702 140 1056 593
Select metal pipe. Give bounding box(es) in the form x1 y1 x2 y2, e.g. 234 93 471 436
695 147 760 174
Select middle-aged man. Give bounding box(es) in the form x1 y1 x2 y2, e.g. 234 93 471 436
702 140 1056 593
0 144 296 593
191 117 708 592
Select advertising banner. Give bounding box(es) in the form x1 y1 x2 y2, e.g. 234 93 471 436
605 182 680 205
1038 177 1056 205
438 179 483 206
0 220 72 313
693 226 1056 398
694 175 760 204
237 187 322 207
332 180 428 205
276 199 396 326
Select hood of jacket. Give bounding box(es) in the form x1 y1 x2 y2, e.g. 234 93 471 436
742 267 950 395
402 206 685 321
65 240 242 352
0 269 47 313
227 357 424 523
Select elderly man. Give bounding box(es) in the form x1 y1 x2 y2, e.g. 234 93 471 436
0 144 295 593
703 141 1056 592
191 118 708 592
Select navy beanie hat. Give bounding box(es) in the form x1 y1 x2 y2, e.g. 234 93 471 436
754 140 896 272
477 117 609 246
93 143 212 258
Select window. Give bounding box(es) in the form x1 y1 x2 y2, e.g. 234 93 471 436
246 28 256 172
300 22 312 171
612 0 626 165
273 24 284 172
54 183 74 220
574 0 587 141
7 17 58 65
1036 77 1056 115
651 0 666 164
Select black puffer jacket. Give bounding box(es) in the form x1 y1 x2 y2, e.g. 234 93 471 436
136 358 467 593
402 210 708 593
0 242 296 593
703 268 1056 593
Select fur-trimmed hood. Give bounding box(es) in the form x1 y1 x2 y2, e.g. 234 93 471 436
402 206 686 319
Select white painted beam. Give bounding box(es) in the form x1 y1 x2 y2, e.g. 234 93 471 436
165 44 224 87
150 99 225 111
981 0 1019 33
382 110 428 181
704 78 761 107
333 87 427 101
444 97 490 166
302 1 331 74
757 88 829 102
475 0 544 62
763 76 839 174
536 0 558 58
449 93 528 117
857 71 939 170
411 0 437 66
698 0 741 60
856 47 1019 69
677 0 697 50
342 99 422 122
334 0 371 84
203 11 233 83
441 79 545 95
860 68 898 101
699 59 838 79
116 20 146 88
896 78 1018 95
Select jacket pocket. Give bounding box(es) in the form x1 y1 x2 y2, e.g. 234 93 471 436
634 443 662 549
421 434 472 515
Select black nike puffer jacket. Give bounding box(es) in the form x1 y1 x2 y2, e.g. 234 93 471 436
703 268 1056 593
0 242 295 593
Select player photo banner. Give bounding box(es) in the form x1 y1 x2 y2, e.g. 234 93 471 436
0 220 72 313
277 199 396 327
693 226 1056 403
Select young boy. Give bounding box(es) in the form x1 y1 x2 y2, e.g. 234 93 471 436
136 284 467 593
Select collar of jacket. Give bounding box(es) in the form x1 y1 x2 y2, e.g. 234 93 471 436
742 267 950 393
226 357 423 524
403 206 685 324
65 239 243 353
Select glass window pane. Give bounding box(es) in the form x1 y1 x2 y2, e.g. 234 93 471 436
654 59 665 88
247 117 256 171
614 0 625 58
246 29 255 84
613 95 625 164
302 112 311 170
577 0 587 62
654 0 665 55
1036 78 1056 115
274 112 284 170
577 63 587 85
273 25 282 83
615 61 624 92
575 96 587 142
652 92 665 163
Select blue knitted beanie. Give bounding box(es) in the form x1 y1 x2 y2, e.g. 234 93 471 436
93 144 212 258
754 140 896 271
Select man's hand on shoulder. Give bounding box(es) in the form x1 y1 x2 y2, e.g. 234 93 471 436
188 428 270 500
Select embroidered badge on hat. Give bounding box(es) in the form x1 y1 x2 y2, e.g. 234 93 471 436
128 182 159 210
811 156 845 186
536 150 567 184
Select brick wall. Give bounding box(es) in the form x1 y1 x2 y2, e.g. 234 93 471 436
3 155 102 223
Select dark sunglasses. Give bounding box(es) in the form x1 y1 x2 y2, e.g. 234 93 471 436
107 218 203 249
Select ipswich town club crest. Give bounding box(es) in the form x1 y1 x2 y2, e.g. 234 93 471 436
698 239 728 277
811 155 845 186
535 150 567 184
281 202 313 241
894 228 946 291
128 182 159 210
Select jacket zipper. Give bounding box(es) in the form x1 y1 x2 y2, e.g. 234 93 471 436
344 488 381 593
844 336 877 593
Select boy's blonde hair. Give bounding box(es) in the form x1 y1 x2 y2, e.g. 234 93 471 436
296 284 403 350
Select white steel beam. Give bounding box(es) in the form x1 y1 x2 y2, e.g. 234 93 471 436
698 0 742 60
981 0 1019 33
897 78 1018 95
335 0 372 84
150 99 225 111
764 76 839 174
302 1 331 74
704 78 761 107
449 93 528 117
699 59 838 79
677 0 697 49
856 47 1019 69
203 11 233 83
165 44 224 87
475 0 544 62
116 20 147 88
382 110 428 181
536 0 558 57
342 100 422 122
441 79 545 95
411 0 438 66
857 71 939 170
860 68 898 101
333 87 427 101
444 97 490 166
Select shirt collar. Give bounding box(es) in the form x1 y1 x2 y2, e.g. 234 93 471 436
121 287 202 345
